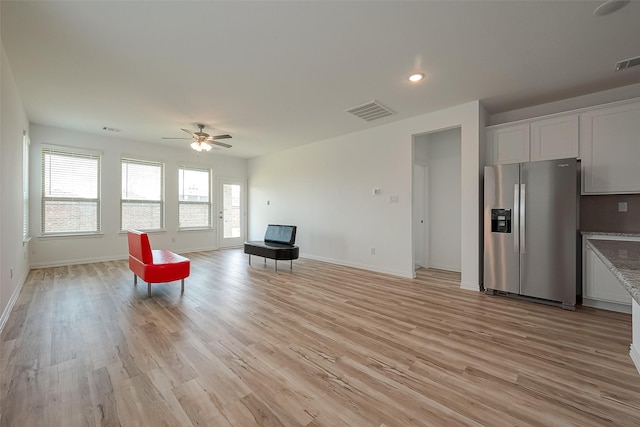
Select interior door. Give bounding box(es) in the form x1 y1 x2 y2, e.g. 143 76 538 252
217 178 246 248
413 165 427 270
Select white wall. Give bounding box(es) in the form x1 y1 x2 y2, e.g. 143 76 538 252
248 101 482 288
427 128 461 272
29 124 247 267
1 39 30 329
489 82 640 125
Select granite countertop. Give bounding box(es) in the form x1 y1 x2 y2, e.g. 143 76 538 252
587 239 640 305
582 231 640 238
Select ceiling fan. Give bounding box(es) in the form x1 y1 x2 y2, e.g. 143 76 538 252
162 124 232 152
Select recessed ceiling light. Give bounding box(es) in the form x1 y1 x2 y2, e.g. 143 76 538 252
593 0 630 16
409 73 424 82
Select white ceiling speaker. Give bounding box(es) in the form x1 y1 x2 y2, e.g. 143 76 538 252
593 0 630 16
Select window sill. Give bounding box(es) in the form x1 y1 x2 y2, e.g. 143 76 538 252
39 232 104 240
118 229 166 235
178 227 214 232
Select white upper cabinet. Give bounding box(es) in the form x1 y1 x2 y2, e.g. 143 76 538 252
581 100 640 194
530 114 579 161
486 114 578 165
486 123 530 165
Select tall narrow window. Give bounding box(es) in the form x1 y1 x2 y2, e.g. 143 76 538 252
41 147 101 235
178 166 211 229
121 158 164 231
23 132 30 240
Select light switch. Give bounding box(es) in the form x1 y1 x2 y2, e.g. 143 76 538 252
373 188 381 196
618 202 628 212
389 195 399 203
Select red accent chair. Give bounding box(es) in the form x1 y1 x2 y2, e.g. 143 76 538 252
127 230 190 297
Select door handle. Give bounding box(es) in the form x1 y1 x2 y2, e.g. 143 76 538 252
514 184 519 253
520 184 526 254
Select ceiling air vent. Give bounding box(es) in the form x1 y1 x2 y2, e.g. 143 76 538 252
346 100 395 122
615 55 640 71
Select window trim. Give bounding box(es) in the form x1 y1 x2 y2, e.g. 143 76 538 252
41 145 102 237
178 166 212 230
120 157 165 232
23 131 30 241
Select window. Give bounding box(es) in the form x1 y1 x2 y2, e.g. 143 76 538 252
121 158 164 231
41 147 101 235
23 132 30 240
178 166 211 229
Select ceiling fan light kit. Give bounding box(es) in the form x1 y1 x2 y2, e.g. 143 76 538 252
191 141 212 152
162 123 233 151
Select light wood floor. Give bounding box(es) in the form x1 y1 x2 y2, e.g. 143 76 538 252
1 249 640 426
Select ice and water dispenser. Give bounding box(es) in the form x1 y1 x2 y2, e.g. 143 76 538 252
490 209 512 233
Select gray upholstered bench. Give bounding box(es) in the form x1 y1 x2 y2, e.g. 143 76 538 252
244 224 299 271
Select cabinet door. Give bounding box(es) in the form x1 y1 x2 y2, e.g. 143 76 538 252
530 114 578 161
486 123 530 165
581 101 640 194
584 243 632 305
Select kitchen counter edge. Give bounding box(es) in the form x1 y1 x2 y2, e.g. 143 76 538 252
581 231 640 238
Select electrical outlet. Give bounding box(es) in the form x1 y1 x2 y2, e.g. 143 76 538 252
618 202 628 212
171 237 176 243
370 248 376 255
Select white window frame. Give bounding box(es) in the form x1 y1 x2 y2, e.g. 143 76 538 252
23 131 30 241
121 158 165 232
41 146 101 236
178 166 212 230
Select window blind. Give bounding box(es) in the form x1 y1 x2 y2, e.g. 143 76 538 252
41 147 101 234
121 158 164 231
178 167 211 229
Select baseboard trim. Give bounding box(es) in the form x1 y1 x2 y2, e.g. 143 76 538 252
582 297 632 314
0 268 28 335
300 253 413 279
631 344 640 376
30 247 218 269
460 281 481 292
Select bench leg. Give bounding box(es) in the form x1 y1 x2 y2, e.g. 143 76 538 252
148 282 151 298
275 260 278 272
134 274 137 285
264 257 266 265
291 260 293 270
248 254 251 265
181 278 185 294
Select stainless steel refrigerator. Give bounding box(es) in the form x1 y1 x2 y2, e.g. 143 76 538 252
484 158 577 309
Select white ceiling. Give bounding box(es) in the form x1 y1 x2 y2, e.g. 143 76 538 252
2 1 640 158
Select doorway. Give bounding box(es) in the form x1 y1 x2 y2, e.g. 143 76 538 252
217 178 246 248
412 127 462 273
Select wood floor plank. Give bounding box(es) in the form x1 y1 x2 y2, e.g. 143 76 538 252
1 249 639 426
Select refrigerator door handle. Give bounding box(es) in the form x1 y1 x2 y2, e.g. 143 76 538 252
520 184 526 254
513 184 519 253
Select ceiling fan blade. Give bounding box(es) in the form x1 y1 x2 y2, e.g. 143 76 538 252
161 137 192 140
181 128 196 137
212 134 232 140
211 140 232 148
